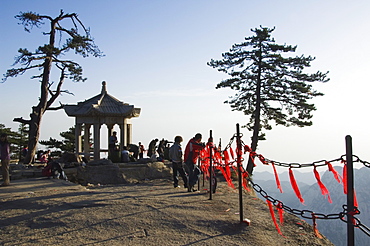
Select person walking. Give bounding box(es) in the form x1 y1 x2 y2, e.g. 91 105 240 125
184 133 205 192
169 136 188 189
0 133 11 186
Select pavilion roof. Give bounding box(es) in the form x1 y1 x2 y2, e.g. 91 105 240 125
64 81 141 118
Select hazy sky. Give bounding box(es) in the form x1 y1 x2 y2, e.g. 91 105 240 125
1 0 369 173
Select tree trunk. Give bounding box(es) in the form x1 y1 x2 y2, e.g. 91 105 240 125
24 108 43 164
246 46 263 175
23 20 56 164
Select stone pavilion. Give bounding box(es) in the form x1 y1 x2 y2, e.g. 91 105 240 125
64 81 141 160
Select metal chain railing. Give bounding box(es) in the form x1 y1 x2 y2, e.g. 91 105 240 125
200 134 370 237
248 177 370 236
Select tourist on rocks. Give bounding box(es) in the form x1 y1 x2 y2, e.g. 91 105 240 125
121 146 130 163
39 150 51 163
42 158 68 181
157 139 166 161
184 133 205 192
0 133 11 187
147 138 158 157
169 136 188 189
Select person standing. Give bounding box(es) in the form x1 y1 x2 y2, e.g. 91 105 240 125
169 136 188 189
138 142 145 159
0 133 11 186
184 133 205 192
109 131 118 152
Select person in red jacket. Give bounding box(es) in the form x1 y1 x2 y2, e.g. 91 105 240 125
184 133 205 192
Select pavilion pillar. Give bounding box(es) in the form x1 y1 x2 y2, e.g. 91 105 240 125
75 122 82 155
126 121 132 145
83 124 91 161
119 121 127 147
107 124 114 147
93 123 101 160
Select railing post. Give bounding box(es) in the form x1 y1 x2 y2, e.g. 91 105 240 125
236 123 243 222
209 130 213 200
346 135 354 246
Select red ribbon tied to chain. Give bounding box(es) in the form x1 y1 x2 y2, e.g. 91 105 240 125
289 167 305 204
272 162 283 193
223 150 230 165
341 161 358 207
229 147 235 159
326 161 342 184
258 155 268 165
312 214 323 239
342 161 347 194
267 200 284 236
244 145 252 154
277 202 284 225
313 166 332 203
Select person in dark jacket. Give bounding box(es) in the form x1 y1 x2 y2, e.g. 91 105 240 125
147 139 158 157
169 136 188 189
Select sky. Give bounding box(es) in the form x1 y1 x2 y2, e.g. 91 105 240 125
1 0 370 173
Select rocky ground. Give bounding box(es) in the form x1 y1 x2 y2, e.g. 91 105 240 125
0 175 334 246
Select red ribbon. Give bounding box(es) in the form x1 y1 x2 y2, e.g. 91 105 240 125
267 200 283 236
258 155 268 165
223 150 230 165
229 147 235 159
342 162 347 194
289 167 305 204
221 165 235 189
277 202 284 225
341 161 358 207
271 162 283 193
313 166 332 203
242 171 249 191
327 161 342 183
214 151 222 164
312 214 323 238
244 145 252 153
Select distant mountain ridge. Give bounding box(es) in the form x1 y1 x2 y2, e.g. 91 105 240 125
253 168 324 185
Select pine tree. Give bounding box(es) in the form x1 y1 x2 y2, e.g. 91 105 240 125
2 10 103 164
39 126 76 152
208 26 329 174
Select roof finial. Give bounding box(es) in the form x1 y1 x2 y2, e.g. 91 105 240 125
101 81 107 94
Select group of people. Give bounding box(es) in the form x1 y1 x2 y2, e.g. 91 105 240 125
0 131 205 189
147 138 172 161
169 133 205 192
108 132 206 192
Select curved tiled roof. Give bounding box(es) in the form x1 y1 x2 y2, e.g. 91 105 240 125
64 81 141 118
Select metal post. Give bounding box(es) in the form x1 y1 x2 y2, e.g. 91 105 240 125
346 135 354 246
198 158 201 191
236 124 243 222
209 130 213 200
